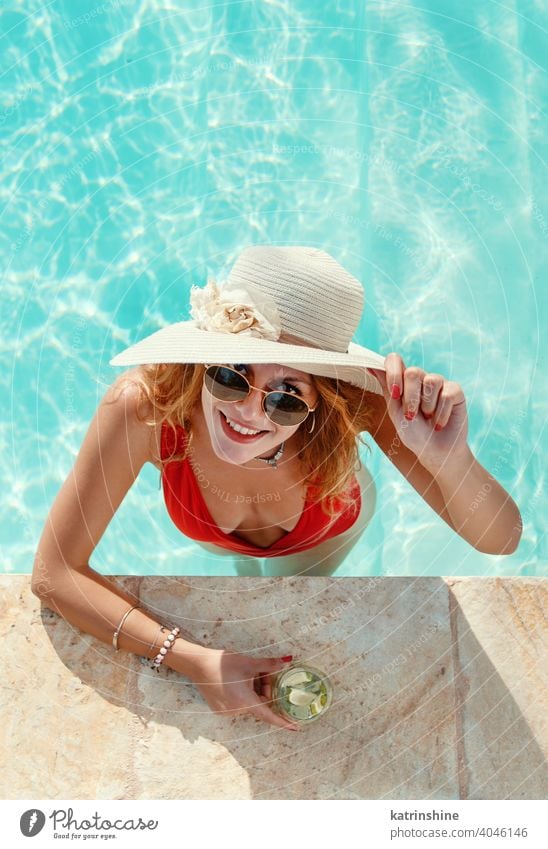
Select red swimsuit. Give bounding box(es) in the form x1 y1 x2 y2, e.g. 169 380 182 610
161 423 362 558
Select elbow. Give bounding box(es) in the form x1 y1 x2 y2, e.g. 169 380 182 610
501 533 522 557
471 497 523 556
31 552 56 602
31 579 59 613
31 581 50 601
475 540 519 556
30 576 52 602
473 516 523 556
501 509 523 555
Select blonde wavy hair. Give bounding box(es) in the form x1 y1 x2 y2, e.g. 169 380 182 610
125 363 375 520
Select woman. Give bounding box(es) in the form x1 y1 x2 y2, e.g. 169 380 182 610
32 246 522 732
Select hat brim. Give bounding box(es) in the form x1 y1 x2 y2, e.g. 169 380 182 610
109 321 385 395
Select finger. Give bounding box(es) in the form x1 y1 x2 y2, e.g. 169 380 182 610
254 672 274 702
252 656 294 676
385 352 406 401
262 673 273 702
366 368 389 400
420 373 444 419
250 657 292 701
367 368 401 421
366 367 402 422
432 383 466 430
402 367 425 419
247 695 301 731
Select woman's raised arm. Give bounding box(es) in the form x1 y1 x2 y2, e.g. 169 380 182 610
367 360 522 554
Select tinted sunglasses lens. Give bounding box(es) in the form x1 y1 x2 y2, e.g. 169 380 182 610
265 392 309 426
204 366 249 401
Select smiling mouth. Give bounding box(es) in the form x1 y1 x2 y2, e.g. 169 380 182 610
219 410 270 441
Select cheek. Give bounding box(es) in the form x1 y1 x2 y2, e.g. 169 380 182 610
279 422 302 439
201 390 217 424
202 387 215 409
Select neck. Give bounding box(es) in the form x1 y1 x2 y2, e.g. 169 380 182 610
250 431 302 468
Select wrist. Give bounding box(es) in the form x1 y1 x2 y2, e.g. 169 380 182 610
420 442 474 478
165 637 220 680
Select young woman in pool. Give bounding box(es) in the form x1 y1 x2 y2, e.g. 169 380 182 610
32 246 522 731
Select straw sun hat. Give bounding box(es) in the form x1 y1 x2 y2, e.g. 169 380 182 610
110 245 386 395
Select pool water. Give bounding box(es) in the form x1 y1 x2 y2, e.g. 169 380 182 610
2 1 546 576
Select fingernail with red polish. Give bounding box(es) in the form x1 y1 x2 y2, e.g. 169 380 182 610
280 655 293 662
423 413 432 419
404 411 415 421
434 424 442 431
391 384 401 400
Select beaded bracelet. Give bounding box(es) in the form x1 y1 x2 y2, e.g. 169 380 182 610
150 625 181 672
112 604 140 652
140 624 170 667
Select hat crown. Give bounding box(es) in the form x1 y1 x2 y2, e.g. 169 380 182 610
110 244 385 396
223 246 365 354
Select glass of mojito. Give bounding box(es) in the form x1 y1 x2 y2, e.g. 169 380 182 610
272 664 333 725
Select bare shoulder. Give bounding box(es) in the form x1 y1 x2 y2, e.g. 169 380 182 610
101 367 162 468
33 368 163 578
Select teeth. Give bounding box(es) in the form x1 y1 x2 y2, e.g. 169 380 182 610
224 414 262 436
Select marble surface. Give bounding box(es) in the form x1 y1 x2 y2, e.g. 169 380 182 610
0 576 546 800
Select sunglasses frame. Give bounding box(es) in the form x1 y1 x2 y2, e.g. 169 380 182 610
203 363 317 427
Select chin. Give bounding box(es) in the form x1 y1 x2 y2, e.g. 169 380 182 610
209 411 286 464
203 399 300 460
211 442 264 466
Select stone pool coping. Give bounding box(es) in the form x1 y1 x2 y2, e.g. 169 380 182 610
1 576 546 799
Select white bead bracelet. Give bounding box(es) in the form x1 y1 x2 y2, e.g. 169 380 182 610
150 625 180 671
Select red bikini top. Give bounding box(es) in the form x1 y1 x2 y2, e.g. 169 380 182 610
160 422 361 558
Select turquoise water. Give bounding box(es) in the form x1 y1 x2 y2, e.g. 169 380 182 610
2 1 546 577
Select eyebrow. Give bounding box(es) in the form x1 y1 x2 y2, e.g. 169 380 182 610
283 376 311 386
274 373 311 385
244 365 311 386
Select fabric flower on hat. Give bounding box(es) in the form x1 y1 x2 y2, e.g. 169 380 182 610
189 278 281 341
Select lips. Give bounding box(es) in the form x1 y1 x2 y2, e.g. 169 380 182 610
219 410 268 443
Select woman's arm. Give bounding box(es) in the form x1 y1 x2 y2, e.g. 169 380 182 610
32 370 210 675
365 390 459 533
32 370 298 730
365 362 522 555
416 444 522 555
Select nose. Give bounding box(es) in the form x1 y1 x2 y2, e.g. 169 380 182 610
233 386 268 424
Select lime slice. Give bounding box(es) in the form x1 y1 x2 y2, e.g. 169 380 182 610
282 670 310 687
309 694 325 716
287 687 317 707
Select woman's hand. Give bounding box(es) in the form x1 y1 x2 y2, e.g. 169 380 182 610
367 353 469 471
186 648 301 731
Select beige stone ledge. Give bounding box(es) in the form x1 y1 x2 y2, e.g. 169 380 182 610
0 576 546 800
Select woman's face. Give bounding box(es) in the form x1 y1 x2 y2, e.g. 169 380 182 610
200 363 319 466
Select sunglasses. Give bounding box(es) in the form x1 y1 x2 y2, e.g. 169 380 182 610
203 364 317 427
